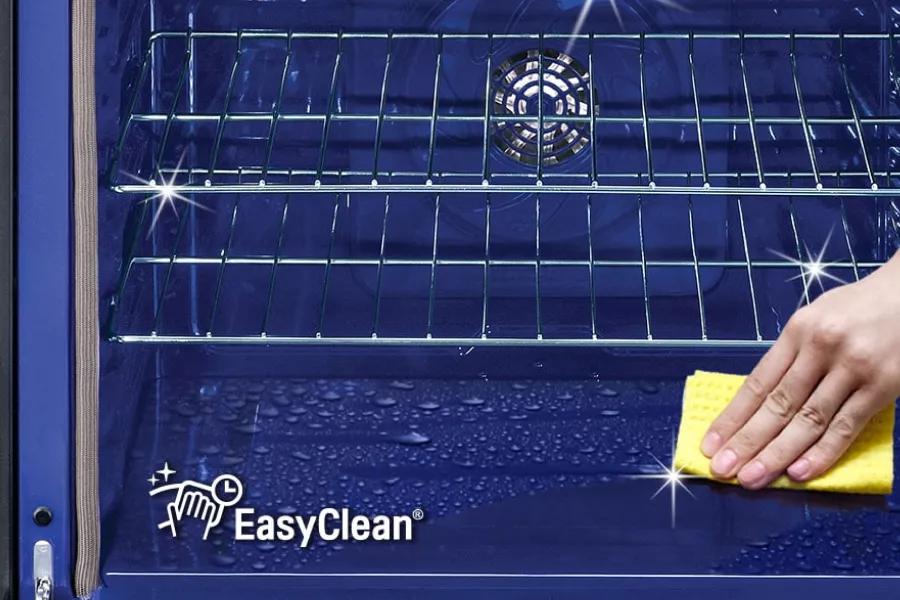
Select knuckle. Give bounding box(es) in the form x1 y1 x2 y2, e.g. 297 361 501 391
842 343 877 376
743 374 767 402
810 318 846 349
795 403 828 432
762 387 796 420
762 443 791 464
786 307 813 335
830 414 858 441
731 429 760 453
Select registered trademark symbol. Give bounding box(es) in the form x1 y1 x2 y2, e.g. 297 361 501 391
412 508 425 521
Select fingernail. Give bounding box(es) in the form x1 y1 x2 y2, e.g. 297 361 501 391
700 431 721 457
738 460 767 488
788 458 812 481
710 448 738 477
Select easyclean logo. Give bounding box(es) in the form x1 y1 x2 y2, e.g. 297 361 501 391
234 507 424 548
147 462 423 546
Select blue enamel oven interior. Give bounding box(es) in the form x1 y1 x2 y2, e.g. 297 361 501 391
95 1 900 598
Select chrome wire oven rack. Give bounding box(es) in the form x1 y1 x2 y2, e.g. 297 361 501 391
107 187 896 347
106 29 899 347
110 31 900 197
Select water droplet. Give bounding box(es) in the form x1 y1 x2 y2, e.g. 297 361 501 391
259 405 280 418
831 560 854 571
271 394 292 407
461 397 485 406
234 423 262 435
374 397 397 408
210 553 236 567
638 381 659 394
175 405 197 417
389 380 415 391
393 431 431 446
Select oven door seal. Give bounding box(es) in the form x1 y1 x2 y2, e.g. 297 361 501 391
72 0 100 596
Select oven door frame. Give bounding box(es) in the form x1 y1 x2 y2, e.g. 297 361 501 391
16 0 72 598
0 0 13 595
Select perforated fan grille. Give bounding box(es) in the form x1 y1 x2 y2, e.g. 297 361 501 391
492 48 594 167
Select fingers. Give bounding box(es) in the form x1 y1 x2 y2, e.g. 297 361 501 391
786 388 884 482
708 348 826 479
701 334 800 457
734 368 857 489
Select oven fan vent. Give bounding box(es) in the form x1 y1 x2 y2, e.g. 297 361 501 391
492 48 594 167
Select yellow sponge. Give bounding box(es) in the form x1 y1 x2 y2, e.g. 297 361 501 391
673 371 895 495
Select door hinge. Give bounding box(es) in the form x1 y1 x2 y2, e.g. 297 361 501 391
33 540 53 600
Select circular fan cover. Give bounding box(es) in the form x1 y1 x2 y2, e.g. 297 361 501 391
492 48 594 167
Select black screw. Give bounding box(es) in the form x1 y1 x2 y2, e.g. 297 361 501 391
33 507 52 527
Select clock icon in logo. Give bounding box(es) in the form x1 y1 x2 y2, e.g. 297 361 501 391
210 474 243 507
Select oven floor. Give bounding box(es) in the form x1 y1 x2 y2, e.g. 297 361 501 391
99 376 900 597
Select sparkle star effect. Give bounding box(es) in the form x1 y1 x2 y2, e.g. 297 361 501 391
769 228 847 308
147 473 159 486
121 152 211 237
627 454 697 528
156 461 176 483
566 0 688 53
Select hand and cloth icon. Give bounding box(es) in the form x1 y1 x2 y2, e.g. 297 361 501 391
149 473 244 539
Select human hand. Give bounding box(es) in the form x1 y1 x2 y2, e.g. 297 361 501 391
700 253 900 489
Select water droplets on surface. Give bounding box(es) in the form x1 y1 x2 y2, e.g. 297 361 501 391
119 376 899 576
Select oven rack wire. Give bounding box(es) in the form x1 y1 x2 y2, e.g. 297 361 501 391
107 187 895 347
109 30 900 198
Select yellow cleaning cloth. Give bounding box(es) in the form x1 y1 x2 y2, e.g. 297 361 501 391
673 371 896 495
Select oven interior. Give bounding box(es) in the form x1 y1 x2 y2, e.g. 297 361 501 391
93 1 900 596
